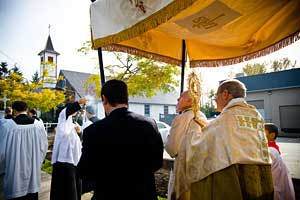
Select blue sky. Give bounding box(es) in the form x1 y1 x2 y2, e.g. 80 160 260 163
0 0 100 79
0 0 299 92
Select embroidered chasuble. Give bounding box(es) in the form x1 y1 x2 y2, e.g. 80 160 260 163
185 98 273 200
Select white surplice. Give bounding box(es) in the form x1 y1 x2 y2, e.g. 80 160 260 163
0 119 48 199
51 108 82 166
269 147 295 200
165 109 207 200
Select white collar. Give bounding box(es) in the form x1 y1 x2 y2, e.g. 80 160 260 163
222 98 245 112
16 111 28 116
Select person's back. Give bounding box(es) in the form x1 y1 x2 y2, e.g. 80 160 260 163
78 80 163 200
0 101 48 199
187 79 273 200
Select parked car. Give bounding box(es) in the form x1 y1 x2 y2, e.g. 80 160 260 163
156 121 171 144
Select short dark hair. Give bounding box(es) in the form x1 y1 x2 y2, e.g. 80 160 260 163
264 123 279 139
219 79 246 98
101 79 128 106
29 108 37 115
12 101 28 112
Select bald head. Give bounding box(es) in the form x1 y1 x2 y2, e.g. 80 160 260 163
176 90 193 112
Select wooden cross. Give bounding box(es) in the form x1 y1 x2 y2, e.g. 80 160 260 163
0 94 10 109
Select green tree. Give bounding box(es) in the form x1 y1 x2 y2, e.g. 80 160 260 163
271 57 296 72
242 63 267 75
10 64 23 76
200 89 217 118
0 62 9 78
84 52 180 97
31 71 40 83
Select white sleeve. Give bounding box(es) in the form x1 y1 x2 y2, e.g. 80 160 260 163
38 124 48 163
165 115 186 158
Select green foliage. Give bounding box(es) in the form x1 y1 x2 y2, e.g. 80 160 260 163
200 89 217 118
200 102 217 118
84 53 180 98
31 71 40 83
271 57 296 72
41 159 53 174
158 197 167 200
10 65 23 76
0 62 9 78
242 63 267 75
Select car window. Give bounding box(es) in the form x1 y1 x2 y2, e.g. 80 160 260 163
157 122 166 129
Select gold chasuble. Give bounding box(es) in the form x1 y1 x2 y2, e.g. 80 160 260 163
185 98 273 200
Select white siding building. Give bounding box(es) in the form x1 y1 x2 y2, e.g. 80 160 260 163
56 70 178 121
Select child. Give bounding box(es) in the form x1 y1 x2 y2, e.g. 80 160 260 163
264 123 295 200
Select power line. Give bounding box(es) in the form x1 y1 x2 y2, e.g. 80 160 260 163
0 49 21 67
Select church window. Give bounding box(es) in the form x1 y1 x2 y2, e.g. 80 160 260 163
48 56 53 63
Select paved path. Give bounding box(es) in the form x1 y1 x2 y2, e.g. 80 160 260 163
39 172 93 200
277 138 300 179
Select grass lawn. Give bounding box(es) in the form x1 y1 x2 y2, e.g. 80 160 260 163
41 159 52 174
158 197 167 200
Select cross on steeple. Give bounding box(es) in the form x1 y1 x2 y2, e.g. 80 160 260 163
48 24 51 35
0 94 10 109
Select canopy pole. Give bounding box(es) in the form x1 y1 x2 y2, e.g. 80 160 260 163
97 48 106 87
90 0 105 87
180 40 186 94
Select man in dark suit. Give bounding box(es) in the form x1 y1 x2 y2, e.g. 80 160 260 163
78 79 164 200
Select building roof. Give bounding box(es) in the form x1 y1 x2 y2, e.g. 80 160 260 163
236 68 300 92
57 69 178 105
38 35 60 55
58 70 94 98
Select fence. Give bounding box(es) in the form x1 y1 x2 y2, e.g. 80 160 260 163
44 122 57 136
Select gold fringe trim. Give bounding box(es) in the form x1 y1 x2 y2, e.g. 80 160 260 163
190 31 300 68
103 44 182 66
92 0 197 49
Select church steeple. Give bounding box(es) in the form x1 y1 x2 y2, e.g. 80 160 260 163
38 28 60 88
39 35 60 56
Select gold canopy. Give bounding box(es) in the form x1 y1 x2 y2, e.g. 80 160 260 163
90 0 300 67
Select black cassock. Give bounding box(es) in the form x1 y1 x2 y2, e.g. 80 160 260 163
50 102 82 200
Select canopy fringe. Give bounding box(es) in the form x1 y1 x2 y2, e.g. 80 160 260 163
103 44 181 66
190 31 300 68
92 0 197 49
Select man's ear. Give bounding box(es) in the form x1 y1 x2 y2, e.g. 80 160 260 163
101 95 108 105
223 89 233 100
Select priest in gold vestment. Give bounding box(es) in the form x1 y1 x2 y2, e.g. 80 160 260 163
186 79 274 200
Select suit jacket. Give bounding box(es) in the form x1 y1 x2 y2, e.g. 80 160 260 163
78 107 164 200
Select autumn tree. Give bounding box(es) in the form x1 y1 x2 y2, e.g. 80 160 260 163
242 63 267 76
0 63 65 112
82 51 180 97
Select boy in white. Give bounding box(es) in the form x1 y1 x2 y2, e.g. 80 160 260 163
265 123 295 200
